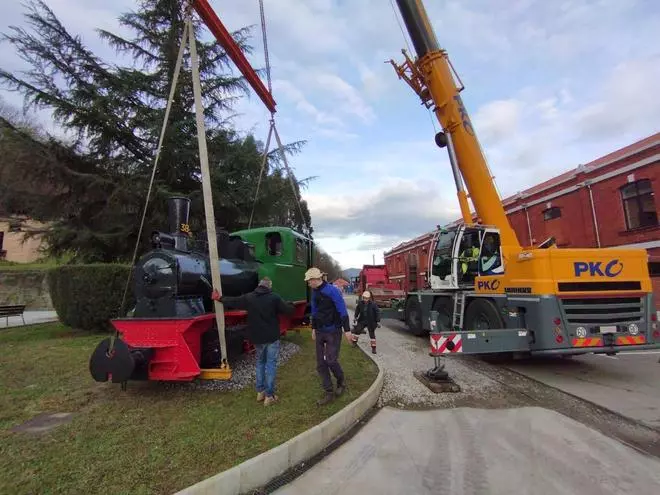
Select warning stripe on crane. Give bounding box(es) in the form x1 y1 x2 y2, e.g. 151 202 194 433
430 333 463 354
615 335 646 345
571 337 603 347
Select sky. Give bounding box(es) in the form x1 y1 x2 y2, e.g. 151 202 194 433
1 0 659 269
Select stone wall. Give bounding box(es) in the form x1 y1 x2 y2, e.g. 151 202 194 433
0 270 53 310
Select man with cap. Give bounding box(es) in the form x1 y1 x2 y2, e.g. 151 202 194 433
304 267 352 406
212 277 294 406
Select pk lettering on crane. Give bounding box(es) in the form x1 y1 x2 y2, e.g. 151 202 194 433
477 279 501 291
573 259 624 278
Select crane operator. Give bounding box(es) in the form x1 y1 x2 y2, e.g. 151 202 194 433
480 233 503 275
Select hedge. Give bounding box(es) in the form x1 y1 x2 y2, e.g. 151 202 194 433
46 264 135 331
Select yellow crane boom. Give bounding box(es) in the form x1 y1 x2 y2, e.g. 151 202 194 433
390 0 520 249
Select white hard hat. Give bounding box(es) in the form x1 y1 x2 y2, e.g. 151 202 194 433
304 267 323 281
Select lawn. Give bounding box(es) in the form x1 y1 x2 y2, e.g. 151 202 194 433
0 323 378 495
0 260 58 271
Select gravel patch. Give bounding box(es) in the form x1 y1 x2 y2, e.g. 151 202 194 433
344 296 527 409
352 318 505 408
172 340 301 392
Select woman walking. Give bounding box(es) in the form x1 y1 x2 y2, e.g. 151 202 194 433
352 291 381 354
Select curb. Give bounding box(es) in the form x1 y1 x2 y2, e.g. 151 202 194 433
175 352 384 495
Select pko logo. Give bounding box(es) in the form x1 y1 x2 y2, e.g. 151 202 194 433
573 259 623 277
477 279 500 291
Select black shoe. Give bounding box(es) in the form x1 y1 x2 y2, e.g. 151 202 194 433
371 347 377 354
317 392 335 406
335 383 346 396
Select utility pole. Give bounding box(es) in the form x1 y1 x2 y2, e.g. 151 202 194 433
372 254 375 265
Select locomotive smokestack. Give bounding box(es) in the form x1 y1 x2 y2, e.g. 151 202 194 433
168 196 191 251
168 196 191 235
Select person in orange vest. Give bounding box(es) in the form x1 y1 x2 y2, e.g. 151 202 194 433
351 290 381 354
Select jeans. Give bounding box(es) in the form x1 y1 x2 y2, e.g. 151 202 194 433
255 340 280 397
316 329 344 393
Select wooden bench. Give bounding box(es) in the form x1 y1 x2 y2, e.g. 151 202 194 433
0 305 26 327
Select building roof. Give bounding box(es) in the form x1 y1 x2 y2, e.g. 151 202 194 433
501 132 660 206
383 132 660 258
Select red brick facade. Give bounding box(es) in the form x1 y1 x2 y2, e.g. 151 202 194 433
384 133 660 302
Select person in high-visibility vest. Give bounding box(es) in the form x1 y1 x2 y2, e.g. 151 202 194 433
459 245 479 275
480 234 503 274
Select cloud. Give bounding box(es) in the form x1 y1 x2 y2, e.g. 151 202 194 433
473 99 522 144
306 178 459 239
310 72 375 124
573 55 660 141
273 79 345 128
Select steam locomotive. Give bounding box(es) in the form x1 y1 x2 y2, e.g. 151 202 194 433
89 196 311 384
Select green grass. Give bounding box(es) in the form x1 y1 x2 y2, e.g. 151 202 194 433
0 260 58 271
0 323 378 495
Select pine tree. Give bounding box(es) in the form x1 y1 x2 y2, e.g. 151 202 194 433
0 0 314 261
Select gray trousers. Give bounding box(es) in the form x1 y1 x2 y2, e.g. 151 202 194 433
316 329 344 392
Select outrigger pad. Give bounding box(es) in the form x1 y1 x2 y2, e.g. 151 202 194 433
89 338 135 383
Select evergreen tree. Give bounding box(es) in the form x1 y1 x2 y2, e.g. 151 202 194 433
0 0 313 261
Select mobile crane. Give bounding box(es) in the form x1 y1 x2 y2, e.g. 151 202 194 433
388 0 660 356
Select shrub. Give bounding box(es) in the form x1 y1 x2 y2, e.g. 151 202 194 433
46 264 135 331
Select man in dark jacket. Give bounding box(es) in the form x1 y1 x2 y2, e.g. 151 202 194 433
211 277 294 406
305 267 352 406
351 290 381 354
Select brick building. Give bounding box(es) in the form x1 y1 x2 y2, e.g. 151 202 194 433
384 132 660 302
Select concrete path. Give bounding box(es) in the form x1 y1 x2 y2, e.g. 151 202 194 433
0 310 58 329
275 406 660 495
507 352 660 430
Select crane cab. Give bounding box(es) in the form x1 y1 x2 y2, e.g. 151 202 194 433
428 224 503 291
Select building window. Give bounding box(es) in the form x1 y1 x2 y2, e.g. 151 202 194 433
543 207 561 221
649 262 660 277
621 179 658 230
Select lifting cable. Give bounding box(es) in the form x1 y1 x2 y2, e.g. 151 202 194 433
115 7 230 371
117 19 190 322
248 0 309 233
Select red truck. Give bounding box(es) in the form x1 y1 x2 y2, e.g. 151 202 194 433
355 264 405 308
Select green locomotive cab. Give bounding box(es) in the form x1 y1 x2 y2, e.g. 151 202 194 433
231 227 313 304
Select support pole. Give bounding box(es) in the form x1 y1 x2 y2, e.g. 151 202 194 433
189 19 229 372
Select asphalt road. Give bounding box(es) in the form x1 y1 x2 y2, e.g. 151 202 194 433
276 305 660 494
345 295 660 431
505 351 660 430
276 407 660 495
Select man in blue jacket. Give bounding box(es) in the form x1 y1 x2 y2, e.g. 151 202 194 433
305 267 352 406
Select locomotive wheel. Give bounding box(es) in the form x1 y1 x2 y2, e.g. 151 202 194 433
89 337 135 383
405 297 425 336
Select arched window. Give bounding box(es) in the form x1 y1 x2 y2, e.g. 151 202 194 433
621 179 657 230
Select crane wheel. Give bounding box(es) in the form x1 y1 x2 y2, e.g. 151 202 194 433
432 298 452 332
464 298 504 331
405 297 425 336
